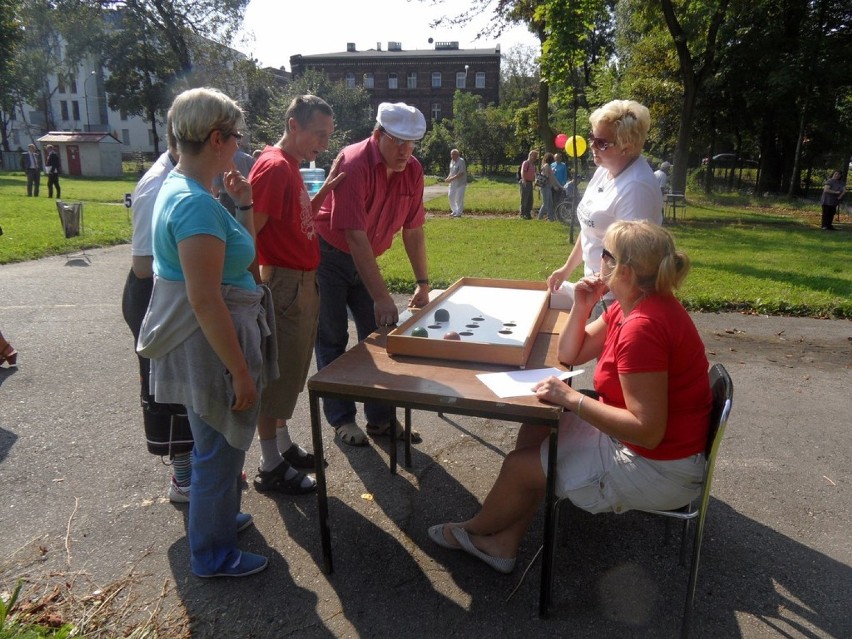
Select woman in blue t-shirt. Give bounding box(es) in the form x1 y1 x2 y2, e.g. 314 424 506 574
139 87 271 578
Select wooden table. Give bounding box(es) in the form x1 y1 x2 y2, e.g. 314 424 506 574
307 308 571 617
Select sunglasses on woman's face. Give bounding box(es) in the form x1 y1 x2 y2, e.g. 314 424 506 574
588 135 616 152
601 247 617 263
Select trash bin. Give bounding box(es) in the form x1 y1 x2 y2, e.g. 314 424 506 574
56 201 82 238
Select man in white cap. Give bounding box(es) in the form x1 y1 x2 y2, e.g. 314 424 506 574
314 102 430 447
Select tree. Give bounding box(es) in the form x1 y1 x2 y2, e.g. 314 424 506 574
0 0 24 150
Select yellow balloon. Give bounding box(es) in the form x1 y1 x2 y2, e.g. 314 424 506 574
564 135 587 158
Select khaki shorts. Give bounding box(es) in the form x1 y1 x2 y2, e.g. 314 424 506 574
540 411 705 514
259 267 319 420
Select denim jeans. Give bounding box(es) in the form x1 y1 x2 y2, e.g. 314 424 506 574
187 407 245 576
538 186 555 221
315 237 393 428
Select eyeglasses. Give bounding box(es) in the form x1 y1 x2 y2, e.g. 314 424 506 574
588 135 616 152
601 247 617 263
203 129 243 143
382 131 417 149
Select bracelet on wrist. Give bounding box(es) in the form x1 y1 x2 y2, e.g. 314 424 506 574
576 395 585 419
416 279 429 286
236 202 254 211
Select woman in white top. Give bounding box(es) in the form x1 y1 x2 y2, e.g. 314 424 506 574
547 100 662 313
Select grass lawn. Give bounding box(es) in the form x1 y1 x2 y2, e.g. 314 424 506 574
1 171 849 318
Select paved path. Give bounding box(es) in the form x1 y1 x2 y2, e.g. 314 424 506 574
1 246 850 638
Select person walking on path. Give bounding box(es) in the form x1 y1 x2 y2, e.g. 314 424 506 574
314 102 430 447
519 150 538 219
247 94 343 494
445 148 467 217
820 170 846 231
21 144 42 197
45 145 61 199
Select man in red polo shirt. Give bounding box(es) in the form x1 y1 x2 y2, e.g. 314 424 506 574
248 95 343 494
314 102 430 447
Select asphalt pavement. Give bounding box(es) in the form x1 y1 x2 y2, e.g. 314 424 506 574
1 244 850 638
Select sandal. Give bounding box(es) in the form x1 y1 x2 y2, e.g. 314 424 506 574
253 461 316 495
334 422 368 446
366 419 422 444
282 443 328 470
0 335 17 367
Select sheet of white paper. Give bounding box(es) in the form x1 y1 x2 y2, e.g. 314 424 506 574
476 368 585 398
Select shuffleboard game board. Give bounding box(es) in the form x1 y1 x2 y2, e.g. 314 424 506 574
386 277 549 367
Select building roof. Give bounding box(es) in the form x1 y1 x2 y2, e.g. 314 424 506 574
292 46 501 61
38 131 121 144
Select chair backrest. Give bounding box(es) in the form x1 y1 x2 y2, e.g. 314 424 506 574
699 364 734 506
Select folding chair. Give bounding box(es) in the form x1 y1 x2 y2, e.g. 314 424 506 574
543 363 733 638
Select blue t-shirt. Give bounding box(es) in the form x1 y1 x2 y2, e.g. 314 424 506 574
551 161 568 186
152 172 256 291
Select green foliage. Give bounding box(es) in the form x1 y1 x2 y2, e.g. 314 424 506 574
419 121 455 175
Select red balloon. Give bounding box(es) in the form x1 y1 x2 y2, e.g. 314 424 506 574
555 133 568 149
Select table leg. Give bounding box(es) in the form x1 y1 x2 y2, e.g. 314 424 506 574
404 408 413 468
389 406 398 475
310 390 333 573
539 420 560 618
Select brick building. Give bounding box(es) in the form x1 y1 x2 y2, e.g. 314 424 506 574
289 41 501 123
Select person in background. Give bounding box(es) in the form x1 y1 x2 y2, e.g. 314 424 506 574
248 94 343 494
537 152 562 222
518 149 538 220
551 153 569 189
445 148 467 218
137 87 275 578
654 161 671 197
0 330 17 367
547 99 663 318
314 102 429 447
428 221 711 574
21 144 42 197
121 115 195 503
820 170 846 231
45 145 62 199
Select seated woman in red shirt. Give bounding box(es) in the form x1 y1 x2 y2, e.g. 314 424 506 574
428 220 712 573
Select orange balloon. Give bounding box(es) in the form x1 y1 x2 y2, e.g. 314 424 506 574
564 135 587 158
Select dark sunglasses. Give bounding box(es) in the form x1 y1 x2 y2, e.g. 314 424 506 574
601 247 616 263
203 129 243 143
588 135 616 152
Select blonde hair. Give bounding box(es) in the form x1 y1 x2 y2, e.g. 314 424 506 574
589 100 651 157
604 220 690 295
169 87 244 155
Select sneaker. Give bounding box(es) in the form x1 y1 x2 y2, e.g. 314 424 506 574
236 512 253 533
195 551 268 578
168 478 190 503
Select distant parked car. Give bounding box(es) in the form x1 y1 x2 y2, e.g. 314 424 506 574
709 153 758 168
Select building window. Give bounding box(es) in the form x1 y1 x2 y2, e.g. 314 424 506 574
364 73 374 89
71 101 80 121
407 72 417 89
69 75 77 94
388 73 398 89
476 71 486 88
148 129 156 146
456 72 466 89
431 72 441 89
431 103 441 121
12 130 20 146
345 72 355 89
122 129 130 145
58 75 66 93
60 101 69 120
120 109 128 121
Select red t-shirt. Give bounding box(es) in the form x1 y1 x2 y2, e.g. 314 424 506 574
594 295 711 460
249 145 319 271
315 137 425 257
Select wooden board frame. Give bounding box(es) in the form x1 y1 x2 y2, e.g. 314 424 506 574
386 277 549 367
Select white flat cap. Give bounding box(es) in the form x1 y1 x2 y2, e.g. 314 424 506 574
376 102 427 141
